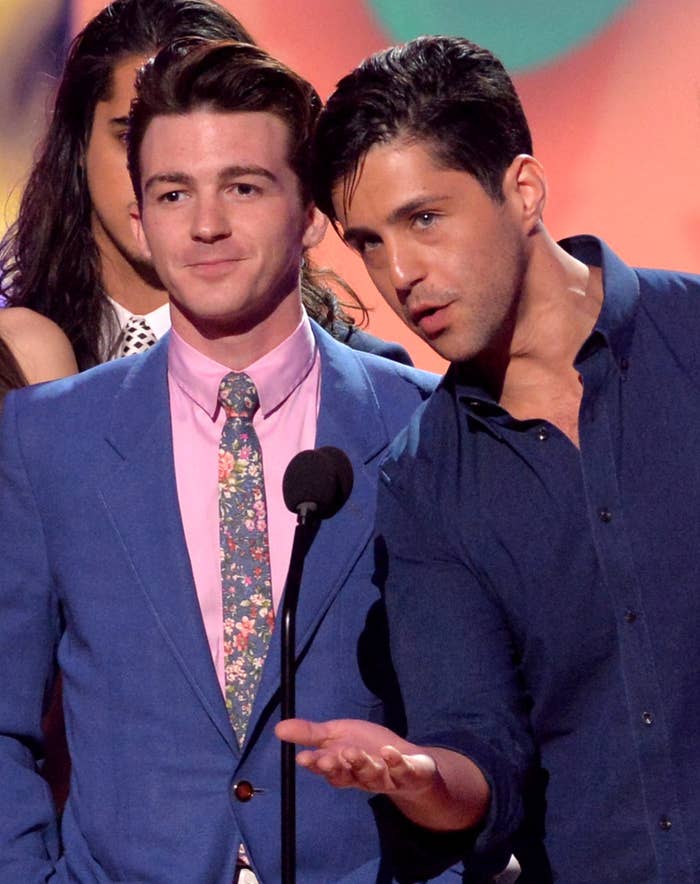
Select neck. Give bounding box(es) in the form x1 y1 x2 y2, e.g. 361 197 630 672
94 225 168 316
170 295 304 371
477 230 603 443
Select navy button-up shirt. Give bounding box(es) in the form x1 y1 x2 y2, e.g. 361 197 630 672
378 237 699 882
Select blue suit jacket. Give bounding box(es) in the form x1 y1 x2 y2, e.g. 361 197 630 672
0 325 455 883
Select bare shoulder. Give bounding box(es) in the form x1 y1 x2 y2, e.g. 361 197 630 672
0 307 78 383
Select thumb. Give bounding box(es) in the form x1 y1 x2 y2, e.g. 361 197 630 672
275 717 331 746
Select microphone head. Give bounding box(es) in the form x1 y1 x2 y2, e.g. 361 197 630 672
282 446 354 520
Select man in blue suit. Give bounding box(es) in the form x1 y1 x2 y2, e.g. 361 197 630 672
0 41 444 883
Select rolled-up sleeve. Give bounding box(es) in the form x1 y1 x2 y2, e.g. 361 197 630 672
376 451 534 863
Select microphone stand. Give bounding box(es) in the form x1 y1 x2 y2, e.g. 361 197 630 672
280 504 320 884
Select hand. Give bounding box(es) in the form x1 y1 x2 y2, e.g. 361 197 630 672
274 717 437 795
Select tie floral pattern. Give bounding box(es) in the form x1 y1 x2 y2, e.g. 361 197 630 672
218 372 274 746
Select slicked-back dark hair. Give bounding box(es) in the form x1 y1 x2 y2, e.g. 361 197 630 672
127 40 321 209
0 0 254 370
313 35 533 224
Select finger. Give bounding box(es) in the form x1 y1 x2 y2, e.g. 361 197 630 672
295 748 349 773
295 749 361 789
381 747 437 790
340 748 396 792
275 718 330 747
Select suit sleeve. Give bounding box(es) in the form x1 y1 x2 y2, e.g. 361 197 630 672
0 391 61 880
375 456 534 870
338 324 415 367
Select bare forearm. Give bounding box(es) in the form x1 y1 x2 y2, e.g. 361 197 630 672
275 718 490 832
387 745 489 831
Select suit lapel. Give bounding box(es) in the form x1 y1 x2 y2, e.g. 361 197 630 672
295 332 387 646
250 329 389 731
98 338 238 755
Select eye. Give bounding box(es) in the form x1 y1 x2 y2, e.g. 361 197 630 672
351 234 382 256
412 211 438 229
158 190 186 204
231 182 261 197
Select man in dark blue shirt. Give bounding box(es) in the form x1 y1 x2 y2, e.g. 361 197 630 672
276 36 700 882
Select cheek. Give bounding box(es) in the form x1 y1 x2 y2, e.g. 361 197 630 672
106 155 135 203
267 205 307 242
355 251 393 302
369 274 404 316
148 232 173 265
138 222 170 266
87 141 127 201
362 262 392 300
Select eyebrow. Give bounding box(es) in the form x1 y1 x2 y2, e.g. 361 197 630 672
143 172 195 194
143 164 278 195
343 193 450 243
109 116 130 128
219 164 277 184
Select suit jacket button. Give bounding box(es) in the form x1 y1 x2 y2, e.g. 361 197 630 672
234 780 255 802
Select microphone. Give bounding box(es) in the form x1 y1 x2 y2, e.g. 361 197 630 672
282 446 354 522
279 446 353 884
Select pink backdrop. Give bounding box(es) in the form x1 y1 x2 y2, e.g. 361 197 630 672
6 0 700 373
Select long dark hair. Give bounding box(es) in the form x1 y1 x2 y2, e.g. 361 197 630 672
1 0 365 371
0 335 27 407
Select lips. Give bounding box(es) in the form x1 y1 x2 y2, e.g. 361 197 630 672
409 301 450 337
185 257 244 277
186 257 241 268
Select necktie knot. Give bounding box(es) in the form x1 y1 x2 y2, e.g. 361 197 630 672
119 315 157 357
219 372 259 421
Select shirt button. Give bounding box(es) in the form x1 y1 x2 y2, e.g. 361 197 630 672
642 711 654 726
624 609 637 623
536 426 549 441
233 780 256 802
659 816 672 831
598 508 613 523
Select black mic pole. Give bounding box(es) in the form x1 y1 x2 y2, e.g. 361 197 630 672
280 506 319 884
279 447 354 884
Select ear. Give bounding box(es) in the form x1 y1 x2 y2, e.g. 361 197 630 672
502 154 547 233
129 201 152 260
301 205 329 251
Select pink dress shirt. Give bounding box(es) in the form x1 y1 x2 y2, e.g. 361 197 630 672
168 318 320 695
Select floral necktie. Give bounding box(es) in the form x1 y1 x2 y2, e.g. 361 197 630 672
218 372 274 746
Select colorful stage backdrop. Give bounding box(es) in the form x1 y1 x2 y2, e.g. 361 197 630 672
2 0 699 372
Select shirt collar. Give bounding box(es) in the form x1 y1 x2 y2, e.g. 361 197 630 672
107 295 171 339
167 314 317 420
559 235 640 372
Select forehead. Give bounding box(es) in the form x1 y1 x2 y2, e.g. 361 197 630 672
139 109 293 177
333 139 478 227
98 53 149 115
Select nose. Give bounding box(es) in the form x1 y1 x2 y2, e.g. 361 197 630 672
385 240 425 302
190 195 231 243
